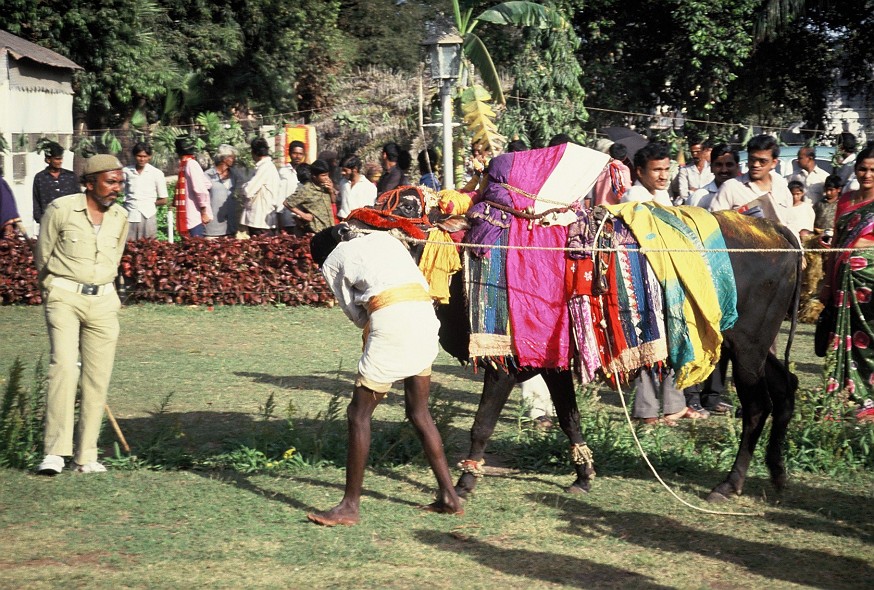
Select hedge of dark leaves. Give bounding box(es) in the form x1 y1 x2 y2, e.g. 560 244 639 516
1 235 333 307
0 238 41 304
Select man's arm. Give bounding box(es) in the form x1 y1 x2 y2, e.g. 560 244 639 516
186 161 213 223
153 168 168 207
34 201 62 273
32 174 43 223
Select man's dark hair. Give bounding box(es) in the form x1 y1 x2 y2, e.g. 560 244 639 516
383 142 411 170
839 132 857 153
342 155 362 172
608 143 627 161
289 140 305 155
701 139 714 149
687 135 703 147
710 143 739 165
747 134 780 159
296 163 312 185
251 137 270 158
823 174 843 190
633 142 671 171
506 139 528 153
787 180 805 193
799 146 816 159
417 148 438 175
43 141 64 158
310 159 330 176
174 135 197 156
548 133 575 147
132 142 152 156
310 226 342 267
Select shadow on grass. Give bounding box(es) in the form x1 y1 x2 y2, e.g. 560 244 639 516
533 492 873 590
413 529 672 589
233 370 484 418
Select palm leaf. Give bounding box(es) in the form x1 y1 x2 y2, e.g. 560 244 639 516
475 1 567 30
463 33 505 105
460 85 505 154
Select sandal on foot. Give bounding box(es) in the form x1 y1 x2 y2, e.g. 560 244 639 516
665 407 706 421
705 401 733 415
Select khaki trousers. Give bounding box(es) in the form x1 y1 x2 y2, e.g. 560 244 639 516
43 284 121 464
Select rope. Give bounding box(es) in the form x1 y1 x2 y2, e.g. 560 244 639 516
354 227 870 255
613 378 764 517
498 182 578 208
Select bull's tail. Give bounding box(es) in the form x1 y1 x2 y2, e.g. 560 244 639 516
778 224 803 368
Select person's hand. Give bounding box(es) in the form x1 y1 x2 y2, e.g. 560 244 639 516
201 209 212 225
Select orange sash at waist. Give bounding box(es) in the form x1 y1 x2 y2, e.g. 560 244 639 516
366 283 431 315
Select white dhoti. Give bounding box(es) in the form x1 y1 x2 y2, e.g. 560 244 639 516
357 300 440 393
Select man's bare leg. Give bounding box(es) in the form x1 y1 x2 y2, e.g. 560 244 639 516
307 385 382 526
403 374 464 515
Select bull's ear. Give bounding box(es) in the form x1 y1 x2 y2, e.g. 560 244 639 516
434 215 471 233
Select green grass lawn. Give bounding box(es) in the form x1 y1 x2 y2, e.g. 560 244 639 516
0 304 871 589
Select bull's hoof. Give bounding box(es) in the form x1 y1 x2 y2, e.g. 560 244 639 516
566 480 591 494
707 482 740 503
706 490 732 503
454 473 478 499
771 472 788 492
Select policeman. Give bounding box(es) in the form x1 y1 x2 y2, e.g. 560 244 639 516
35 154 128 475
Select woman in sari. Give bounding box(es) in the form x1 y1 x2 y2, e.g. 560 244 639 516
819 145 874 421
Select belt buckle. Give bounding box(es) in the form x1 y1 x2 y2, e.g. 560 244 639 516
81 283 99 296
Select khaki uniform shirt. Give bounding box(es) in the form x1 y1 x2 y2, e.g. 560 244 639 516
35 193 129 288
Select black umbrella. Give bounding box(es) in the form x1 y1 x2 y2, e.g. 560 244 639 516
600 127 649 160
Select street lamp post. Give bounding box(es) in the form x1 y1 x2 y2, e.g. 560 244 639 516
422 31 463 190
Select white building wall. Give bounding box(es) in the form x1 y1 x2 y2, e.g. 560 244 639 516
0 55 76 233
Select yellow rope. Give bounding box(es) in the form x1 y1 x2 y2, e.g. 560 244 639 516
614 378 764 517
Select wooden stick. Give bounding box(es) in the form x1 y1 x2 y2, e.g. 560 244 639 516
104 404 130 454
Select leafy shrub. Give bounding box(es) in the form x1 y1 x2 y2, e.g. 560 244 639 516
0 238 41 304
1 234 332 307
0 357 47 469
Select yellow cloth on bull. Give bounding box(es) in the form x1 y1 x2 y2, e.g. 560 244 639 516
437 189 472 215
604 202 730 388
418 229 461 304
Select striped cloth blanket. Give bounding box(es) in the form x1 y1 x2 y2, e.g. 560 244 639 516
603 202 738 388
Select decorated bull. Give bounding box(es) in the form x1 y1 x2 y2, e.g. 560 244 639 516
333 141 801 505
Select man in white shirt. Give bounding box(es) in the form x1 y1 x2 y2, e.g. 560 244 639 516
123 142 167 240
620 142 674 207
675 138 714 204
621 142 706 423
337 155 377 220
710 134 793 225
688 144 740 210
786 146 829 203
241 137 282 236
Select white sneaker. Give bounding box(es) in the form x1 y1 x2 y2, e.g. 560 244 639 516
36 454 65 475
72 461 107 474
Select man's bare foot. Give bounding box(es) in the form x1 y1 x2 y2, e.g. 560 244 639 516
306 506 360 527
420 499 464 516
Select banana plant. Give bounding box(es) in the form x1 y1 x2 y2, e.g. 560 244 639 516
452 0 568 106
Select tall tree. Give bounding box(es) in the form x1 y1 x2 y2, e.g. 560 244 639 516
0 0 178 128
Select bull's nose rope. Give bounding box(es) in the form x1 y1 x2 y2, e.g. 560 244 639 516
614 379 764 517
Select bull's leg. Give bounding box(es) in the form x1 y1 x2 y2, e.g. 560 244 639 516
707 362 774 502
763 355 798 493
455 365 516 498
543 370 595 494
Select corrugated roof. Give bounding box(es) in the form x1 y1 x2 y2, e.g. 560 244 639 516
0 29 81 70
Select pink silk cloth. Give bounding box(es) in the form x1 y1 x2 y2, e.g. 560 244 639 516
504 144 609 368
